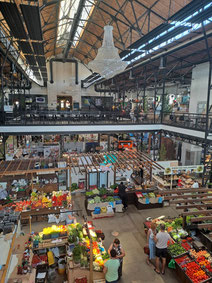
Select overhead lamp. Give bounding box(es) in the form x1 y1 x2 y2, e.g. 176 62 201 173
88 25 128 79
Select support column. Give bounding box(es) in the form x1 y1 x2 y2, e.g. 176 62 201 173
143 67 147 112
153 132 156 161
108 134 111 152
161 66 166 124
154 72 158 123
98 133 101 145
202 21 212 186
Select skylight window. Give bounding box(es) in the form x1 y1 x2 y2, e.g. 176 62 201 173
57 0 95 47
124 1 212 64
86 1 212 88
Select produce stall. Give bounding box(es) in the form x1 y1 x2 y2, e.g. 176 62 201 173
144 217 212 283
0 150 163 198
4 221 107 283
30 221 107 283
85 186 162 215
153 165 203 190
134 191 163 210
4 191 72 224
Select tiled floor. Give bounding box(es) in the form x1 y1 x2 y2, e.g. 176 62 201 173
24 194 181 283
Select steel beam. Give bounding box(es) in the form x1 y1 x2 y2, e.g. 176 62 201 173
63 0 87 59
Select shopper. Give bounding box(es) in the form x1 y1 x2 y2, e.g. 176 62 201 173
108 238 125 280
118 182 128 211
103 249 120 283
154 224 172 275
146 222 157 265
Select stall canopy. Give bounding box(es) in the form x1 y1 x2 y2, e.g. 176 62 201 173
0 150 163 177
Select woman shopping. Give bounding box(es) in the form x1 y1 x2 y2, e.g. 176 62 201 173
146 222 157 265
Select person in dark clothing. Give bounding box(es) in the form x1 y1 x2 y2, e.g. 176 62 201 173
118 182 128 211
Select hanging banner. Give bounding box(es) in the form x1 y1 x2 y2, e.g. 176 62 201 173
164 165 204 175
100 163 112 172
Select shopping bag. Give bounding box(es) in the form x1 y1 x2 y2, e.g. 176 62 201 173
168 259 176 269
143 245 150 255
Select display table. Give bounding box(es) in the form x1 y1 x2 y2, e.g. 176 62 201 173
85 199 122 216
134 193 163 210
20 207 72 224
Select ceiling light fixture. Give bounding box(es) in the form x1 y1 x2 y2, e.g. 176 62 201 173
88 25 128 79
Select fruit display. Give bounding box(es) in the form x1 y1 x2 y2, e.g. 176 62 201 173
11 191 71 211
31 254 48 268
66 223 106 271
175 255 191 266
181 261 209 283
181 241 191 251
38 224 67 239
189 249 211 259
168 243 187 257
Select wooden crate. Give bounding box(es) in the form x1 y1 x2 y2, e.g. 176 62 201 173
91 212 114 219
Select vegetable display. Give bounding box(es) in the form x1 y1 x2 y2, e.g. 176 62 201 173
175 255 191 266
168 243 186 257
12 191 71 211
181 261 209 283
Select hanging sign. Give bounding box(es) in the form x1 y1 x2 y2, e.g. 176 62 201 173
164 165 204 175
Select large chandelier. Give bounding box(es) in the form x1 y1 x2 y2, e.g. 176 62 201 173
88 25 128 79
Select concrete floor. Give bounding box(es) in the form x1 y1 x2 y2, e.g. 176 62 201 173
24 194 181 283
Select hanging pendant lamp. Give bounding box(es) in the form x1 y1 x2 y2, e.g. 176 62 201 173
88 25 128 79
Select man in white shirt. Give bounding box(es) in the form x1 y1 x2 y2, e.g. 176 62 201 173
154 224 171 275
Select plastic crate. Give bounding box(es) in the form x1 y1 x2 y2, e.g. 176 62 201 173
51 232 60 239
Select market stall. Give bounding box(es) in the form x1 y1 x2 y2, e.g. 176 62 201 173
3 191 73 225
3 220 107 283
144 217 212 283
153 165 203 190
0 150 164 199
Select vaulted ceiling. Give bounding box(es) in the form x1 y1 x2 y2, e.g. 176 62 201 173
0 0 211 85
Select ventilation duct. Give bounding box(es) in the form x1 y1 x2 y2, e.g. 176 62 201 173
49 58 78 84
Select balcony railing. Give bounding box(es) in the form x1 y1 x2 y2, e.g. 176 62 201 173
1 110 212 134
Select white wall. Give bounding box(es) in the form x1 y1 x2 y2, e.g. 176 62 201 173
30 81 47 95
189 62 212 113
46 60 98 109
29 59 101 109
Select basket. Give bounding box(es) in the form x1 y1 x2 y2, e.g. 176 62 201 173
43 234 51 240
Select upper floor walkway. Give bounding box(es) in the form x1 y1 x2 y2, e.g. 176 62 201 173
1 110 212 142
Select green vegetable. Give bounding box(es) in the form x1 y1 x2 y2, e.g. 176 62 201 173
86 191 94 196
92 189 100 195
168 243 186 257
99 188 107 195
93 196 101 203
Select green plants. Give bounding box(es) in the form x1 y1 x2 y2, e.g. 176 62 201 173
71 183 79 192
110 184 118 190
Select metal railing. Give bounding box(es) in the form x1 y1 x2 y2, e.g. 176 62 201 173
2 110 212 133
